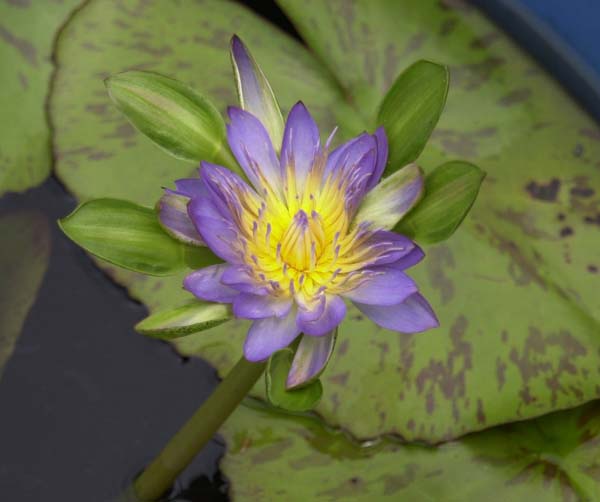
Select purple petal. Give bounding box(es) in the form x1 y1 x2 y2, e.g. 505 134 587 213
326 133 376 175
297 295 346 336
221 266 269 295
243 308 300 362
184 264 238 303
187 196 239 262
354 292 439 333
326 134 379 215
286 330 337 389
172 177 206 198
199 161 257 221
389 244 425 270
351 229 416 267
233 293 292 319
365 127 388 191
227 107 282 193
326 134 371 176
157 191 204 246
296 294 325 322
342 267 418 306
230 35 284 149
281 102 320 191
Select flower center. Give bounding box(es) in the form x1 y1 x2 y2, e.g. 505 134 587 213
279 209 325 272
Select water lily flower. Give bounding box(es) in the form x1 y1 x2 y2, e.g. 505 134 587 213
160 36 438 388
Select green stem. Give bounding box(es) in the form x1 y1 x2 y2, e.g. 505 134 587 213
131 356 266 501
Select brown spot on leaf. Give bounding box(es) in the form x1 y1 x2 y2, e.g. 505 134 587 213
86 103 110 116
328 372 349 386
130 42 172 57
88 151 113 161
583 213 600 226
18 72 28 90
572 143 584 157
250 437 293 464
495 208 552 238
490 232 546 288
571 186 595 198
470 32 500 49
498 88 531 106
588 265 598 274
318 476 368 498
426 246 455 304
508 460 578 501
439 18 458 36
560 226 574 238
510 327 587 408
496 357 507 390
451 57 505 91
415 316 472 421
337 338 349 356
580 128 600 141
525 178 560 201
476 398 486 424
582 464 600 481
383 464 418 495
289 452 331 470
431 127 495 157
0 25 37 66
103 123 136 139
439 0 471 11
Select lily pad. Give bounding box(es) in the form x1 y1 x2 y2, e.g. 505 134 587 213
0 0 81 195
0 212 50 380
221 400 600 501
50 0 600 441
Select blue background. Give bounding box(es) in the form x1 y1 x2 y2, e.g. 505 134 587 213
474 0 600 122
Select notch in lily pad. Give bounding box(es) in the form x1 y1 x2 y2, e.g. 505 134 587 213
106 71 237 171
266 348 323 412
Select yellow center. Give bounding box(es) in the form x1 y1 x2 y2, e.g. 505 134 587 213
229 152 371 299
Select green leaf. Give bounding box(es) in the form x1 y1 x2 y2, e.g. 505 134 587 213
0 0 80 195
52 0 600 445
0 212 50 381
266 349 323 412
222 400 600 501
230 35 285 152
106 71 237 170
377 60 449 172
395 161 485 244
135 301 232 340
59 198 218 276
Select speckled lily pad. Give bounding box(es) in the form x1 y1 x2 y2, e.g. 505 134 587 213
221 399 600 501
50 0 600 442
0 0 81 195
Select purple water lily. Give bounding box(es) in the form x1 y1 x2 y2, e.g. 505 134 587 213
159 36 438 388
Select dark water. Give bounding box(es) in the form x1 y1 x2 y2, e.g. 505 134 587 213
0 178 227 501
0 2 296 501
